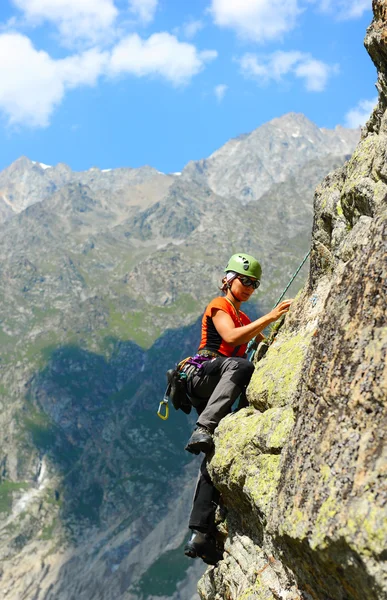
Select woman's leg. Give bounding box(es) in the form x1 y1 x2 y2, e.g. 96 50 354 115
190 356 254 433
189 456 220 534
185 357 254 455
184 457 222 565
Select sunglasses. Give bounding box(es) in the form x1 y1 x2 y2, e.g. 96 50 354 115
237 275 260 289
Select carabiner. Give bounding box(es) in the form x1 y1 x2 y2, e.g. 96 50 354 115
157 399 169 421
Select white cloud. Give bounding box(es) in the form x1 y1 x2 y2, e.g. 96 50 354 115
239 50 336 92
0 32 217 127
210 0 302 42
181 19 205 39
128 0 158 25
214 84 228 101
344 97 377 128
294 58 337 92
12 0 118 46
318 0 371 19
173 19 205 41
0 33 108 127
59 49 109 88
109 33 217 86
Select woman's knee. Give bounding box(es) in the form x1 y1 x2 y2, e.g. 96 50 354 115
226 358 255 386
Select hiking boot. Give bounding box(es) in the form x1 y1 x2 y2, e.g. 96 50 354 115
185 426 214 455
184 530 223 565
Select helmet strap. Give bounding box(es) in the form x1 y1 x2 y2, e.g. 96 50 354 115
225 271 242 303
229 287 243 303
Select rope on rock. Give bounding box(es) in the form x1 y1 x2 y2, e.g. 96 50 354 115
247 249 311 360
272 249 311 309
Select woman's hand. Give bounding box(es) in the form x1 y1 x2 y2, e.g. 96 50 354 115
268 299 293 322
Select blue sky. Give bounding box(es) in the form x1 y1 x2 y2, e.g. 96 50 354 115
0 0 376 173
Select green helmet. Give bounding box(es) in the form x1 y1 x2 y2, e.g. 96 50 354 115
225 253 262 280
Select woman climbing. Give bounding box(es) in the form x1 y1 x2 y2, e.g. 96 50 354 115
182 252 292 565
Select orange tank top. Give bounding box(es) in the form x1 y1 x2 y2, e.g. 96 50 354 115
198 297 251 358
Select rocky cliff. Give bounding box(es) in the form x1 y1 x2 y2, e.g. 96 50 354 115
200 4 387 599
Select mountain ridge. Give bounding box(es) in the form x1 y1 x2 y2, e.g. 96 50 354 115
181 112 359 203
0 113 359 221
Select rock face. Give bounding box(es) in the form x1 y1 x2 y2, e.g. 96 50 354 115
201 5 387 600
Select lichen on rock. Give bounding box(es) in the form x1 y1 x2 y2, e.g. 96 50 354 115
210 407 294 521
247 331 313 412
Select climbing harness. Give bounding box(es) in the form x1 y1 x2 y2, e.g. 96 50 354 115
157 354 215 420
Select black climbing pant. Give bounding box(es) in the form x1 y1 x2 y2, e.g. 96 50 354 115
187 356 254 534
189 456 220 535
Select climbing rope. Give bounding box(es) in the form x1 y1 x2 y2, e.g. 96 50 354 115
247 249 311 360
272 250 311 309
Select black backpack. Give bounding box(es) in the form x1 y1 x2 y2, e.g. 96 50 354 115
166 368 192 414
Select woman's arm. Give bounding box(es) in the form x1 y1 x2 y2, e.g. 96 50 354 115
212 300 293 346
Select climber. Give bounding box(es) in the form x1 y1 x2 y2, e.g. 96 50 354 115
184 253 292 455
182 252 292 565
